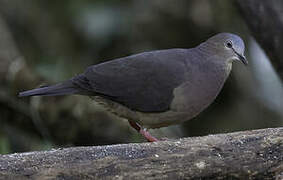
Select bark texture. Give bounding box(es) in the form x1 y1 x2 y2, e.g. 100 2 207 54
0 127 282 179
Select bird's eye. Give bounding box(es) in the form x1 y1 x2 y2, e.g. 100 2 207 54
225 41 233 48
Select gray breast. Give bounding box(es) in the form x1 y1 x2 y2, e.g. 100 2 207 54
170 60 231 116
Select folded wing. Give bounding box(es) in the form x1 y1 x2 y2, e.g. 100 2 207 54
73 49 190 112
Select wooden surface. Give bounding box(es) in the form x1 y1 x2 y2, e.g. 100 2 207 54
0 127 282 179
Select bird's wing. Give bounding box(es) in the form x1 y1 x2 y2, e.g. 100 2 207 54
72 49 191 112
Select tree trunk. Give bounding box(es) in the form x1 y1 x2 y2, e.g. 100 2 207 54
235 0 283 81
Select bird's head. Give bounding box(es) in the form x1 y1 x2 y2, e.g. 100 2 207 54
201 33 248 65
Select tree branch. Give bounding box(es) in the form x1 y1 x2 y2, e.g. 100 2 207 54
0 128 282 179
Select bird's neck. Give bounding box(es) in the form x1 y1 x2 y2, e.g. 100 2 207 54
195 43 232 76
196 41 219 55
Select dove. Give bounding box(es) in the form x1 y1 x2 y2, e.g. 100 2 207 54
19 33 247 142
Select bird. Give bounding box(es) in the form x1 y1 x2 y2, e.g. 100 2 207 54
19 33 247 142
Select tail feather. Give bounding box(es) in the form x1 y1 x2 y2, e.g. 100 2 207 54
18 81 80 97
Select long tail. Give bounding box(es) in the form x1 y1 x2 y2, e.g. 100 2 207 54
18 80 81 97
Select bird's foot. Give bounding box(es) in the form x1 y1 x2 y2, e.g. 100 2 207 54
139 128 159 142
128 121 159 142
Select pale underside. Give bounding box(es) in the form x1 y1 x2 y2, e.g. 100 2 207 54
93 96 193 129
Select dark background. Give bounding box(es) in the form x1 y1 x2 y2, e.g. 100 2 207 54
0 0 282 154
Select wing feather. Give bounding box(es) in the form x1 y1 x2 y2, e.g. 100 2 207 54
73 49 191 112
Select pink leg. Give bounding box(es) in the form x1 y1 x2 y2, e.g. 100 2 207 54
128 121 159 142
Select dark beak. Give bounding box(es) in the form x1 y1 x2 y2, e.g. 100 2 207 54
234 49 248 65
238 54 248 65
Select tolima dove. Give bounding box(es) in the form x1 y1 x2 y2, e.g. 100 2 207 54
19 33 247 142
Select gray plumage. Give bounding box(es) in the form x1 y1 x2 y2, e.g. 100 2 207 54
19 33 247 132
